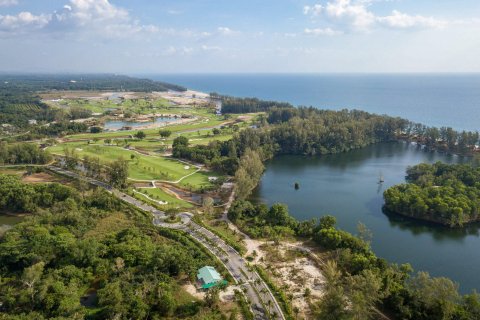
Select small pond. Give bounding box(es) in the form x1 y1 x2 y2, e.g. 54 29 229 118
104 117 177 131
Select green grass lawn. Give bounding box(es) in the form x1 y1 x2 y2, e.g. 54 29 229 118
52 97 172 114
65 117 226 140
48 142 197 181
187 134 233 146
179 170 220 191
136 187 193 208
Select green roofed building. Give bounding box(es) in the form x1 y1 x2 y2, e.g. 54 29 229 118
197 266 225 289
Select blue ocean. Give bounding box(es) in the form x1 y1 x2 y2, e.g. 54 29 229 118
150 73 480 132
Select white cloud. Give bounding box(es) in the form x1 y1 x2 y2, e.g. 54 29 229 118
52 0 130 28
217 27 238 35
303 4 323 16
377 10 447 29
0 12 51 32
304 27 342 36
0 0 18 7
304 0 448 32
0 0 222 41
324 0 376 30
0 0 165 38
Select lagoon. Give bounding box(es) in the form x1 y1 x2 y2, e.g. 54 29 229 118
251 142 479 293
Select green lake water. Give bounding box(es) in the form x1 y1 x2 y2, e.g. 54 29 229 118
252 142 478 293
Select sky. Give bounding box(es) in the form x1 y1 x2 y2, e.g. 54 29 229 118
0 0 480 73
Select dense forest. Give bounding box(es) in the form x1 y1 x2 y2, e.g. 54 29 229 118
0 142 52 165
0 174 231 319
211 94 293 114
0 85 56 127
210 93 480 156
173 107 480 189
30 122 89 138
267 106 480 155
267 107 408 155
384 162 480 227
228 200 480 320
172 108 413 174
0 74 185 93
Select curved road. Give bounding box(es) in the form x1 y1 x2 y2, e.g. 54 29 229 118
47 166 285 320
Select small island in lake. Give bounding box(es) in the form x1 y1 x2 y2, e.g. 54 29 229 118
384 162 480 227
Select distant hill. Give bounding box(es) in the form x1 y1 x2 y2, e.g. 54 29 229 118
0 74 186 92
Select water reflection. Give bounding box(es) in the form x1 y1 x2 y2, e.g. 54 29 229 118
383 209 480 242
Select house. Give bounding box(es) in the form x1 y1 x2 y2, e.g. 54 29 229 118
197 266 225 289
28 119 37 125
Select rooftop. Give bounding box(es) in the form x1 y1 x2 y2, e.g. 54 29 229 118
197 266 222 289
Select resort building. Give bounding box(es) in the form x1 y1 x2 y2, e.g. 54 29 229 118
197 266 225 289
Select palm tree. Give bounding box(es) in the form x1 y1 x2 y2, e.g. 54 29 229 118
266 299 273 314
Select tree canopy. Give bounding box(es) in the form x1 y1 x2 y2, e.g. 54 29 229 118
0 174 230 319
384 162 480 227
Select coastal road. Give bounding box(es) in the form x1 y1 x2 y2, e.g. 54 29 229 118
47 166 285 320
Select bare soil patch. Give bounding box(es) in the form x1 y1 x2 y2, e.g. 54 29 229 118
22 172 65 184
182 283 205 300
257 243 325 319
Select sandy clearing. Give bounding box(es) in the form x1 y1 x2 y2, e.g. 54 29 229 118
219 285 239 302
182 284 205 300
22 172 63 184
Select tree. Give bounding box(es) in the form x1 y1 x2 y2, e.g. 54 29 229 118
135 131 146 140
98 281 125 317
408 271 460 319
347 270 383 319
90 126 102 133
63 147 78 171
316 285 349 320
234 148 264 200
172 136 189 149
266 203 295 227
357 222 373 245
202 197 215 215
205 287 220 308
22 261 45 304
157 286 176 316
212 128 221 135
107 158 129 189
320 215 337 229
159 129 172 138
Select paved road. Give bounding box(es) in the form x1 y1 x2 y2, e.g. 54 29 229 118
47 166 285 320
